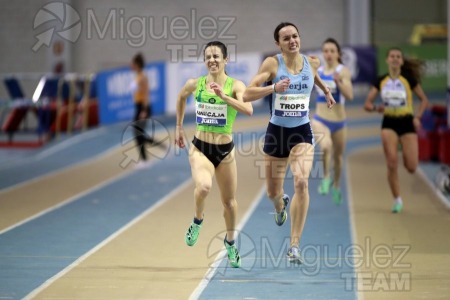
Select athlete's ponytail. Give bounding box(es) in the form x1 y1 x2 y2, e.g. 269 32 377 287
387 47 424 82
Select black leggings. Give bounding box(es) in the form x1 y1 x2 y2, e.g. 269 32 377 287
133 103 153 160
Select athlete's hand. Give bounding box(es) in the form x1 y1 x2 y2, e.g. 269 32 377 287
274 78 290 93
210 82 225 99
139 110 147 120
364 102 384 113
363 101 374 112
175 125 185 148
325 91 336 109
413 116 421 132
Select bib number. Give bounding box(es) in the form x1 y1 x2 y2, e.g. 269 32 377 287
274 94 309 117
196 102 227 126
382 90 406 107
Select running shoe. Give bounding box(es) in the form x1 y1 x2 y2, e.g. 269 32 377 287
331 186 343 205
274 194 290 226
185 222 202 246
224 238 241 268
318 177 332 195
286 245 303 264
391 202 403 213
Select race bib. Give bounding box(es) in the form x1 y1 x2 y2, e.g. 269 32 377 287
317 79 337 95
274 94 310 117
196 102 227 126
382 90 407 107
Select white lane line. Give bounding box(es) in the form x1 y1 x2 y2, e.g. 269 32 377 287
0 125 114 169
189 185 266 300
33 126 110 160
0 152 165 236
345 142 387 300
0 120 153 193
22 178 193 300
0 169 131 236
416 167 450 210
345 143 450 300
0 144 121 194
345 151 365 300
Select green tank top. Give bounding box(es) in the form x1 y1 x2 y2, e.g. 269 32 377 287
195 76 237 134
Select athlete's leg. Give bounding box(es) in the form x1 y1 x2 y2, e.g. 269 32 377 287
215 148 238 241
189 146 215 220
215 148 241 267
185 145 215 246
331 126 347 187
311 118 332 179
288 143 314 246
133 105 154 161
265 154 289 212
133 119 148 161
400 133 418 174
381 129 400 198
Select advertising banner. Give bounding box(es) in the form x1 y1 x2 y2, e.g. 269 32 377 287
96 61 166 124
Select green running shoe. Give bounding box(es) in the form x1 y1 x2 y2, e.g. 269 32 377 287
286 245 303 264
224 238 241 268
318 178 332 195
185 222 202 246
391 202 403 213
274 194 289 226
331 186 343 205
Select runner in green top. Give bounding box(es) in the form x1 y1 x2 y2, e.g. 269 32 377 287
195 75 238 134
175 41 253 268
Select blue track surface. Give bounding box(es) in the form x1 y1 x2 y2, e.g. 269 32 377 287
0 150 191 299
199 136 379 300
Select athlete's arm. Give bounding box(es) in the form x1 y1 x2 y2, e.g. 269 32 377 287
363 87 381 112
210 80 253 116
175 78 197 148
243 56 280 102
335 67 353 101
412 84 429 119
412 83 430 130
310 56 336 108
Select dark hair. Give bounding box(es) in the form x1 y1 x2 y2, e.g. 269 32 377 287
132 53 145 70
323 38 343 64
273 22 299 42
203 41 228 59
387 47 424 82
